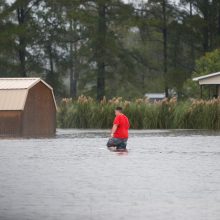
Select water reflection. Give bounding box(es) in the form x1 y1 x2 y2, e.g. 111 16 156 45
56 129 220 139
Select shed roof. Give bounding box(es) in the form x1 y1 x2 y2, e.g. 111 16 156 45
0 78 53 90
0 78 56 111
0 90 28 110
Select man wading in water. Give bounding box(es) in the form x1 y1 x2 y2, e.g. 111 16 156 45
107 107 130 151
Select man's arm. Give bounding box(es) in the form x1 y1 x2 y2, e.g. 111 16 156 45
111 124 118 137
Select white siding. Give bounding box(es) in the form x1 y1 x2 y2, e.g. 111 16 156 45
199 75 220 85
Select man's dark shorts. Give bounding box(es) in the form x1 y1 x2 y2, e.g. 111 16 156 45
107 138 128 150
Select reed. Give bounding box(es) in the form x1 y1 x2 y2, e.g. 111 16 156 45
57 96 220 129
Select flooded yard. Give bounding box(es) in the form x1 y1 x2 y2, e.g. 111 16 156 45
0 129 220 220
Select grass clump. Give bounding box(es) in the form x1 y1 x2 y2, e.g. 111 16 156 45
57 96 220 130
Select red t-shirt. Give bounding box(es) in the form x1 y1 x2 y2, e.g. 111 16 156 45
113 114 130 138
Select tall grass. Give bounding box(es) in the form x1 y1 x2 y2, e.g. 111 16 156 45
57 96 220 129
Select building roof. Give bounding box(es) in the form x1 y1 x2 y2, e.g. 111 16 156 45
0 78 53 90
193 72 220 84
0 90 28 110
145 93 166 99
0 78 56 111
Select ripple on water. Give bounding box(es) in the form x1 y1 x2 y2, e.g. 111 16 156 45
0 129 220 220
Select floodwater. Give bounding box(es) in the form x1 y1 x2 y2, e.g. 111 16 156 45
0 129 220 220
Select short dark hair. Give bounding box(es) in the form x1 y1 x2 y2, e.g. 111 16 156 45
115 106 123 112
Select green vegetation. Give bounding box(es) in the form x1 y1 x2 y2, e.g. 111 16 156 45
1 0 220 99
184 49 220 98
58 96 220 129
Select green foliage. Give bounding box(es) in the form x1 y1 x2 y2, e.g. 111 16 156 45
1 0 220 98
194 49 220 76
183 49 220 98
58 96 220 129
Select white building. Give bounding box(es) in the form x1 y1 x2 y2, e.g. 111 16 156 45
145 93 166 102
193 72 220 98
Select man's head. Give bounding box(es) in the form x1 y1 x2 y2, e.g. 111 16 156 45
115 106 123 116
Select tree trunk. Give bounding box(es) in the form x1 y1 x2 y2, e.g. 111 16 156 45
70 40 77 98
162 0 169 98
203 0 209 52
189 1 195 69
96 1 107 101
69 20 78 98
218 1 220 35
48 45 54 75
189 1 193 16
46 43 55 89
17 7 27 77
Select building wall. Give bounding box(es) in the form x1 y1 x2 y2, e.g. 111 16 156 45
0 111 22 137
199 75 220 85
22 82 56 137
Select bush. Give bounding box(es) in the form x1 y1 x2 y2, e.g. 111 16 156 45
57 96 220 130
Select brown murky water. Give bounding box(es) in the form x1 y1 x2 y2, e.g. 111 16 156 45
0 129 220 220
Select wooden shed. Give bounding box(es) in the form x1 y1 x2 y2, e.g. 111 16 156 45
0 78 57 137
193 72 220 98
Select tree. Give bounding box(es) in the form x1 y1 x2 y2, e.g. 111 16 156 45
96 1 107 100
1 0 220 99
80 0 133 100
0 0 42 77
183 49 220 98
135 0 175 97
57 0 87 98
0 0 16 76
162 0 169 97
13 0 41 77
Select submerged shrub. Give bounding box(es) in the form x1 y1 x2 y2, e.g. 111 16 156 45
57 96 220 130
